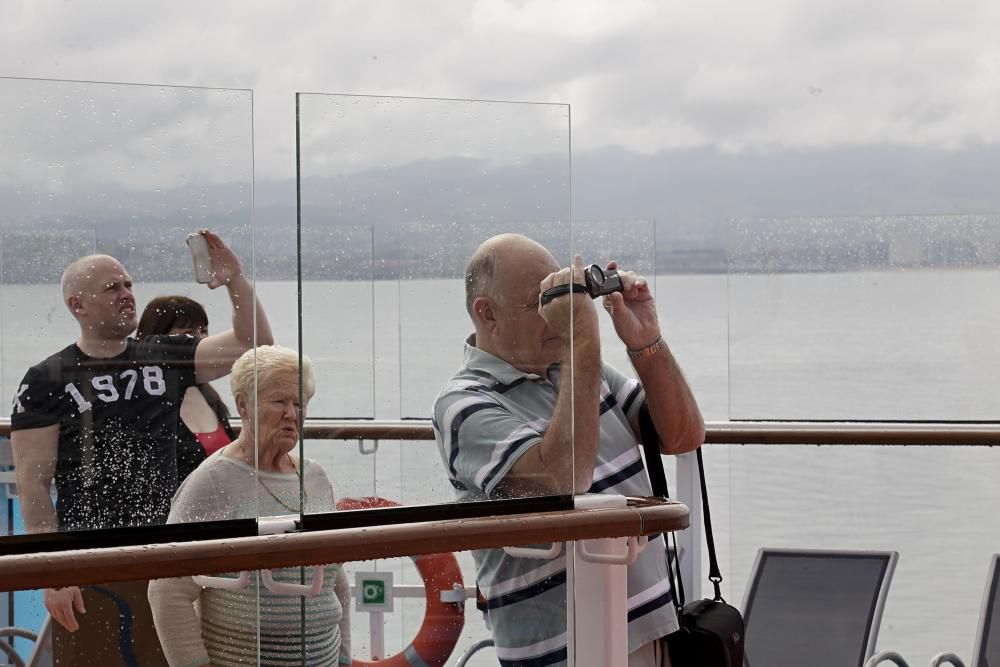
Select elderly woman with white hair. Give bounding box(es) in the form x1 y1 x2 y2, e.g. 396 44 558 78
148 345 351 666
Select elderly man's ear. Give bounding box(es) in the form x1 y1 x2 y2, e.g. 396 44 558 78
472 296 497 331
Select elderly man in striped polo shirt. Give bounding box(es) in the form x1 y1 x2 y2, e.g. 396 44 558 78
432 233 705 667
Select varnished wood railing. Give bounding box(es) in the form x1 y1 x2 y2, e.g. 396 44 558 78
0 497 687 592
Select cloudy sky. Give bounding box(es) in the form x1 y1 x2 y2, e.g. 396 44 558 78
4 1 999 172
3 1 1000 424
3 0 1000 242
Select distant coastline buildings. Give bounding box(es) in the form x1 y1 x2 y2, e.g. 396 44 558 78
1 213 997 283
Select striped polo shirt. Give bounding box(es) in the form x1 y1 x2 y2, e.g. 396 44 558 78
432 338 678 667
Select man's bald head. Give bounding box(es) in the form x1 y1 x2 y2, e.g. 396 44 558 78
464 234 558 319
60 253 137 336
61 255 122 305
464 234 566 371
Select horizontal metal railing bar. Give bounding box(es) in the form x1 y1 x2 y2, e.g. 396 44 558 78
0 496 575 555
302 494 574 531
0 519 258 556
2 419 998 445
703 420 1000 446
0 497 689 592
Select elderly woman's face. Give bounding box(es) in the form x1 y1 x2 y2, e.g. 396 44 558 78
241 373 303 454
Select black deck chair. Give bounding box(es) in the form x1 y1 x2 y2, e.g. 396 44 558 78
741 548 898 667
970 553 1000 666
918 554 1000 667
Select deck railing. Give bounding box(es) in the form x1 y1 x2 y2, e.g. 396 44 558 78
1 418 997 596
0 497 688 592
3 418 999 445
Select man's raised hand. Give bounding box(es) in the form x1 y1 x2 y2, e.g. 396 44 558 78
601 260 661 351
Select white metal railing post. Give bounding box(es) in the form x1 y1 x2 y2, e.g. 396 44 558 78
674 451 702 600
568 494 634 666
369 611 385 659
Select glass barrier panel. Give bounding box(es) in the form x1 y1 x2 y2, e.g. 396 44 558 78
295 224 376 528
298 224 375 419
0 76 254 531
727 214 1000 420
0 76 267 664
711 443 1000 666
296 93 574 666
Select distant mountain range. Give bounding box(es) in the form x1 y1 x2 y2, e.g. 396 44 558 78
2 144 999 282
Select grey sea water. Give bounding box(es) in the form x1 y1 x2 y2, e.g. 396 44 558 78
5 271 998 664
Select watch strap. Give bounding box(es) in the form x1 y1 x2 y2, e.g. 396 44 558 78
540 282 589 306
626 336 665 360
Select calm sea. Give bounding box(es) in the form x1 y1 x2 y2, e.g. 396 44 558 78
5 272 998 665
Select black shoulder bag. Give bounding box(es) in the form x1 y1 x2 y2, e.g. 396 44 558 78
638 405 744 667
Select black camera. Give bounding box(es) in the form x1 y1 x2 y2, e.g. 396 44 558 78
540 263 624 305
583 264 623 298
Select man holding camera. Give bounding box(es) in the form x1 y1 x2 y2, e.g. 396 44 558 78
10 229 272 666
432 233 704 666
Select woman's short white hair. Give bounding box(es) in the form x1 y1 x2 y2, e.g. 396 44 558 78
230 345 315 404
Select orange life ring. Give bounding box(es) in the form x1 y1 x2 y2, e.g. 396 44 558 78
336 496 466 667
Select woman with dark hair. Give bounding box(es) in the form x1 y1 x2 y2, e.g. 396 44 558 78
136 295 236 479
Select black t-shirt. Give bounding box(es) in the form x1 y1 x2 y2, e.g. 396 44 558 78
11 335 200 531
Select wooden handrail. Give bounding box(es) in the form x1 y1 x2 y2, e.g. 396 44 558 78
1 418 999 445
0 497 687 592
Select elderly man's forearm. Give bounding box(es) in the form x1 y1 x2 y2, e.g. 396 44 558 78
549 343 603 492
660 411 705 454
632 344 705 455
503 350 602 495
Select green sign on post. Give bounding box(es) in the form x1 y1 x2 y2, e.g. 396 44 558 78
362 579 386 605
355 571 393 612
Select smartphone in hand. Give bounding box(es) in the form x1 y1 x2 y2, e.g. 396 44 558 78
186 232 213 284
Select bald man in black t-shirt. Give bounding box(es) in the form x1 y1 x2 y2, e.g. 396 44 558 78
10 230 273 661
13 334 202 530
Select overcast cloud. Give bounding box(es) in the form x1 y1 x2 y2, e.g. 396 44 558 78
3 0 1000 265
3 0 999 182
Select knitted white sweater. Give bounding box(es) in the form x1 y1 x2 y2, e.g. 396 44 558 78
148 452 351 667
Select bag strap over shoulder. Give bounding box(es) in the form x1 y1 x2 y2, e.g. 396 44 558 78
638 403 685 608
638 403 724 603
639 402 671 496
696 447 724 601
